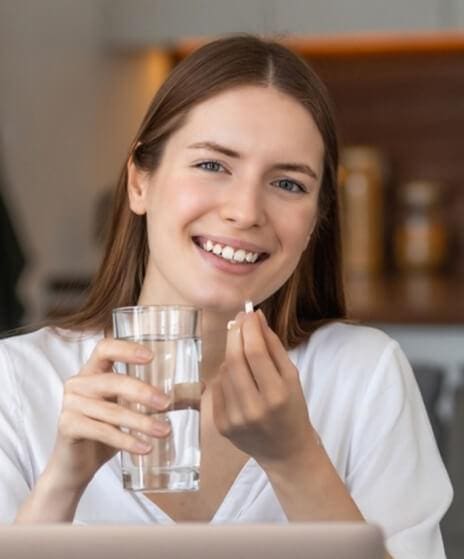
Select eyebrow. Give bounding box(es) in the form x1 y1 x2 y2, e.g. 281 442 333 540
271 162 318 181
188 141 240 159
187 141 319 180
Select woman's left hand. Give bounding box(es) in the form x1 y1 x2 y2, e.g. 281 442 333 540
211 309 317 469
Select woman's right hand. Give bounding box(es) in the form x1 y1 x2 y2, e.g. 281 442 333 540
49 338 171 493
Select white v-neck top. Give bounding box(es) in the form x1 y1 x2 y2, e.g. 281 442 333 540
0 323 452 558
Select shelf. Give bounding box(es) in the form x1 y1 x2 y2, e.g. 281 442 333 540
346 275 464 324
174 30 464 59
44 273 464 325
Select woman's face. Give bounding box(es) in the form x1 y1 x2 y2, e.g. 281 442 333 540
129 85 324 315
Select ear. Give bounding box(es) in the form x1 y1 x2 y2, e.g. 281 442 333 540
127 157 150 215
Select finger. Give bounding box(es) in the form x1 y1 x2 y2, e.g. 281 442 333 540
63 393 171 438
82 338 153 375
64 373 170 411
239 312 286 399
211 376 229 435
59 411 154 455
257 309 300 382
224 322 264 418
225 320 260 394
219 362 251 429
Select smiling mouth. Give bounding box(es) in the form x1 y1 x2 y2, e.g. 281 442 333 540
192 236 269 265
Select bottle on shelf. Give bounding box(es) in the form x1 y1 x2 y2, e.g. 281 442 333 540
393 180 448 274
339 146 387 278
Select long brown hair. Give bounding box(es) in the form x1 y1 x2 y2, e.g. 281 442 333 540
55 35 346 348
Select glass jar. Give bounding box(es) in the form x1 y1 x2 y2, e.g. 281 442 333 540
394 180 448 273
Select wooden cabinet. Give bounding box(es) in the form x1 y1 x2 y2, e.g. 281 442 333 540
173 31 464 324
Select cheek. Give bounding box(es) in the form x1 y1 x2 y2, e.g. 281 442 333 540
174 189 211 221
276 208 317 254
148 178 213 232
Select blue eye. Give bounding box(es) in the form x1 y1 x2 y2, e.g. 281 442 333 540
274 179 306 193
197 160 224 172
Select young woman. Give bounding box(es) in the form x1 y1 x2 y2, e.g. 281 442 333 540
0 35 451 558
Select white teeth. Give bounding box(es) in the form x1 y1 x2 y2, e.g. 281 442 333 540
200 239 262 264
221 246 234 261
233 249 246 262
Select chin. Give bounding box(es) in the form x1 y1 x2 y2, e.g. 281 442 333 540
187 291 247 315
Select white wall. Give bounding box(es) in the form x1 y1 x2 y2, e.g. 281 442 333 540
0 0 104 318
105 0 456 47
452 0 464 26
271 0 447 35
0 0 168 319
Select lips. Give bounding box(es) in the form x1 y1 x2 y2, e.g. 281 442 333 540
192 236 269 265
192 235 270 260
192 235 270 275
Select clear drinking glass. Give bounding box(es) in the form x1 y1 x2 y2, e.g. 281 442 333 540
112 305 202 492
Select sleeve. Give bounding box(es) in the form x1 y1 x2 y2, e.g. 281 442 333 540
0 343 33 523
347 340 453 559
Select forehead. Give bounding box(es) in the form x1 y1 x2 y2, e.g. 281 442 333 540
167 85 325 167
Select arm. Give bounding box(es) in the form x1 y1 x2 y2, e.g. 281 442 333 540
212 310 373 523
15 458 87 523
12 339 170 523
263 432 364 522
262 435 393 559
211 311 403 559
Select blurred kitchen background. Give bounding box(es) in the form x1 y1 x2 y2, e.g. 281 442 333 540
0 0 463 555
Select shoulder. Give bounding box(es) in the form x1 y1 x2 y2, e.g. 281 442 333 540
312 320 396 350
293 321 399 372
0 327 102 386
290 321 409 402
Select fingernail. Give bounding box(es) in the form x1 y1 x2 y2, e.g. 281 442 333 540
151 422 171 436
134 441 151 453
135 347 152 361
227 320 237 331
152 393 170 409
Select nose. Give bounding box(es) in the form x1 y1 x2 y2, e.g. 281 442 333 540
219 178 266 229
